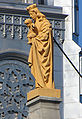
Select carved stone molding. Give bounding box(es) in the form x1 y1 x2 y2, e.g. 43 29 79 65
0 13 65 43
0 14 29 39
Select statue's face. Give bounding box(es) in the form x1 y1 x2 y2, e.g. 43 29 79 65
29 11 37 20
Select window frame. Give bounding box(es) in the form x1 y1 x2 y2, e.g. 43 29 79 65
79 52 82 103
72 0 79 44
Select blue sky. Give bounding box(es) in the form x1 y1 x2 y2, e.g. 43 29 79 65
79 0 82 47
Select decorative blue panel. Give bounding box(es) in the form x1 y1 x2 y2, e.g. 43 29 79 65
0 14 29 40
80 95 82 103
0 13 65 44
0 60 35 119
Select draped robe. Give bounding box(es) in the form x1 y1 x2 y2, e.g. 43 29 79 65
28 17 54 88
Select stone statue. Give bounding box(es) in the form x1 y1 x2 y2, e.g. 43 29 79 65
25 4 54 89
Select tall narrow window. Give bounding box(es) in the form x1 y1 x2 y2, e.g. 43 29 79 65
73 0 79 44
79 51 82 103
74 0 79 34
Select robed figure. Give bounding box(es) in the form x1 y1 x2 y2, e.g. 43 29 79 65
25 4 54 89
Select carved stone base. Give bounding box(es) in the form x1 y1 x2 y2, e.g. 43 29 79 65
27 96 61 119
27 88 61 119
27 88 61 101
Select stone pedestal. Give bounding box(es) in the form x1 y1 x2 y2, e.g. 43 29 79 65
27 89 61 119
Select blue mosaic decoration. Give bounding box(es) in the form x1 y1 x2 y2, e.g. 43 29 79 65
0 60 35 119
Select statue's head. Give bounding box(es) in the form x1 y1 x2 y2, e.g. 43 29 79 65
27 4 39 20
27 4 37 12
27 4 45 20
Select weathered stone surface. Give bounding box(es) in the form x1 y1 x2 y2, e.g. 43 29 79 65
27 96 61 119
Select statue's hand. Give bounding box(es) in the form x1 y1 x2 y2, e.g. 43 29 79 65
27 32 36 38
